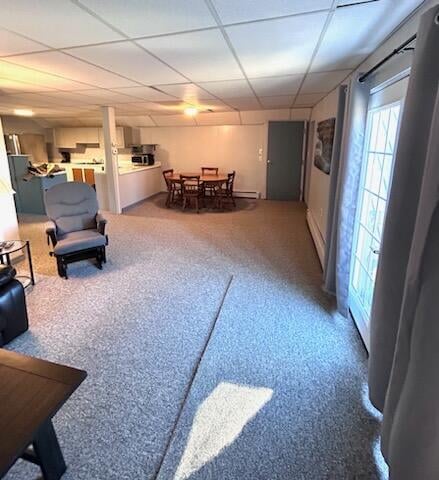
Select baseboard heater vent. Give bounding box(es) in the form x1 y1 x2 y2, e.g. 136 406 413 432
234 190 260 199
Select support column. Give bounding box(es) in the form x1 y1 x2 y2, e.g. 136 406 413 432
101 106 121 214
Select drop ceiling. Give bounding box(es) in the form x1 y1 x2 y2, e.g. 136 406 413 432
0 0 424 127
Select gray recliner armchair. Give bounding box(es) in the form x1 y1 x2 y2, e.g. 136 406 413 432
44 182 108 279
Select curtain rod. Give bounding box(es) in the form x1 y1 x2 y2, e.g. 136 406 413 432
358 33 417 83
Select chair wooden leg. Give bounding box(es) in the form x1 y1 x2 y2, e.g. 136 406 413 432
195 197 199 213
183 196 187 210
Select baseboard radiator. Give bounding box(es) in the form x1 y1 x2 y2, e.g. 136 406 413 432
234 190 260 199
306 209 325 269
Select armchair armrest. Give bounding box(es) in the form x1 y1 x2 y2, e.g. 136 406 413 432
96 213 107 235
45 221 58 247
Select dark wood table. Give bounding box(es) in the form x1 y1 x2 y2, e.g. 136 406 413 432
168 172 228 183
0 349 87 479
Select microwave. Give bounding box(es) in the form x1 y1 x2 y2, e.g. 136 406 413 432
131 154 155 166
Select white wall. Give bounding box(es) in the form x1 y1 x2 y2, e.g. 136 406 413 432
306 1 434 256
141 124 266 196
1 115 46 135
0 118 20 241
307 90 339 241
139 108 310 197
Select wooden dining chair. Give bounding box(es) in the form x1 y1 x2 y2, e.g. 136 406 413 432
163 169 179 207
180 175 204 213
201 167 218 197
201 167 219 175
162 169 173 206
72 168 83 182
214 171 236 209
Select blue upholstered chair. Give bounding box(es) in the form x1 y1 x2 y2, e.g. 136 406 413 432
44 182 108 279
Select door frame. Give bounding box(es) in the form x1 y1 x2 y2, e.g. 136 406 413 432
349 99 403 351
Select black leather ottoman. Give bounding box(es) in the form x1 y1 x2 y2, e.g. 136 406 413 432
0 265 29 346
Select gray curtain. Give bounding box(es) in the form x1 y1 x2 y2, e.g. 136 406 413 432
323 85 346 294
368 5 439 479
323 77 370 316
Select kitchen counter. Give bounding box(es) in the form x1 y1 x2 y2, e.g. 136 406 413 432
95 162 163 210
117 163 161 175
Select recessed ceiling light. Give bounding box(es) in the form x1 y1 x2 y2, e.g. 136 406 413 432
184 107 198 117
14 109 34 117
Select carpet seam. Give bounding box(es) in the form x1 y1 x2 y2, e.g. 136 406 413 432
151 274 234 480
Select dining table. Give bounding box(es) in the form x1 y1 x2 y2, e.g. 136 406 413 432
167 172 228 183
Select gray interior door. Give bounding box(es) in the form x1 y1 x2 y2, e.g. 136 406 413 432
267 121 304 200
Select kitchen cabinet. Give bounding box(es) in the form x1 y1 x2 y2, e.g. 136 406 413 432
98 127 125 148
55 128 100 148
55 127 134 149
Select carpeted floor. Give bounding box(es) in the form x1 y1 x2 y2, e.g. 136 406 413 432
5 194 387 479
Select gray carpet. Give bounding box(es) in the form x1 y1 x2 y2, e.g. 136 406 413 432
5 194 387 479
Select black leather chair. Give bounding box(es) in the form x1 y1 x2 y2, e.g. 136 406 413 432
0 265 29 346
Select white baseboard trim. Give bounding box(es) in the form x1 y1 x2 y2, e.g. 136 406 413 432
160 190 260 199
306 209 325 269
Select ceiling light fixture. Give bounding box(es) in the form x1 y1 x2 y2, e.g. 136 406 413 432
14 109 34 117
184 107 198 117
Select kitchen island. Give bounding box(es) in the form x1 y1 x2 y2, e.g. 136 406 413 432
95 162 163 211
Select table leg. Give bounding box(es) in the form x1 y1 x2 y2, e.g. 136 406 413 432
32 419 67 480
26 241 35 285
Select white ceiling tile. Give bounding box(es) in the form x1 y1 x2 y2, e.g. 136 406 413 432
0 93 58 107
226 13 328 78
156 83 215 101
113 103 150 115
75 89 148 104
259 95 295 108
0 0 123 48
6 52 138 88
0 29 47 56
116 115 155 127
311 0 424 72
125 101 188 114
294 93 326 106
12 92 91 107
301 70 351 93
249 74 303 96
197 79 254 98
222 97 260 110
67 42 185 85
0 60 90 90
138 29 243 82
0 78 55 94
80 0 216 37
240 108 290 124
77 117 103 127
212 0 332 24
152 114 196 126
195 99 232 112
111 86 175 101
196 111 241 125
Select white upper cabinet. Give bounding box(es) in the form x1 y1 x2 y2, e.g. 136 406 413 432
54 127 128 148
55 127 100 148
98 127 125 148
